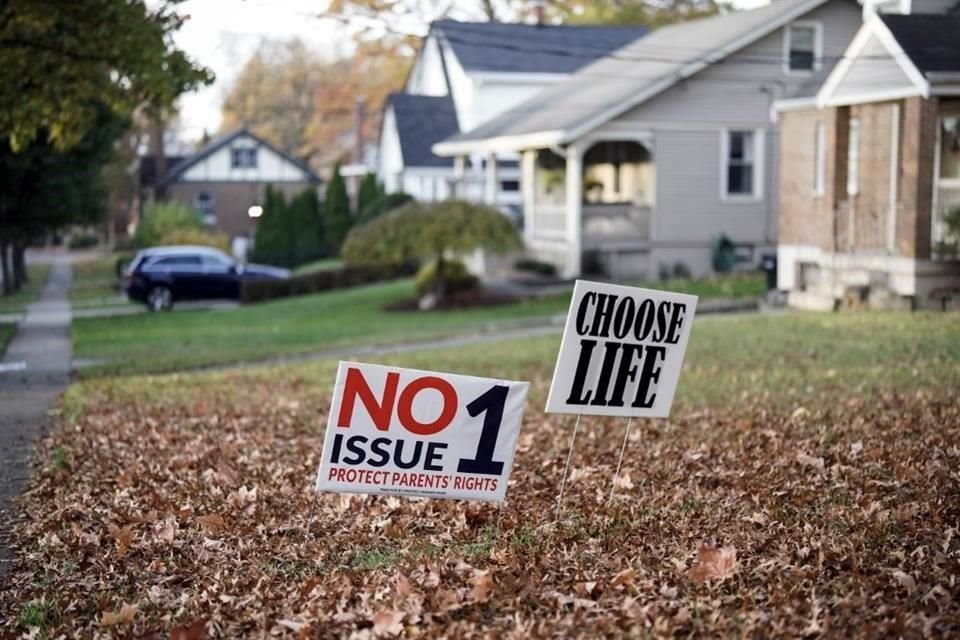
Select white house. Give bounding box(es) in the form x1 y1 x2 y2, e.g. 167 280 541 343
377 19 648 214
433 0 864 279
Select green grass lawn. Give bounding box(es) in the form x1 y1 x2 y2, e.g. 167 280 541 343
69 254 133 308
292 258 343 275
0 322 15 355
0 263 51 315
68 311 960 415
73 279 570 377
72 273 766 377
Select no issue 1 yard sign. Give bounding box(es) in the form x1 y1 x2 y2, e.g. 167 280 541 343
546 280 697 418
316 361 529 502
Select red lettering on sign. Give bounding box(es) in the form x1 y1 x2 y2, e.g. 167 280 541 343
397 376 458 435
338 367 399 431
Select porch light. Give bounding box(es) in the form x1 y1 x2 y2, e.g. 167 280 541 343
248 205 263 218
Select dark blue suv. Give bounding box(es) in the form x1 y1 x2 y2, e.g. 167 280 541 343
123 246 289 311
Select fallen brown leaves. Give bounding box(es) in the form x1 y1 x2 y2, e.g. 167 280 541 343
1 377 959 637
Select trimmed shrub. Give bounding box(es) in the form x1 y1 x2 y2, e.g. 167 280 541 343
513 257 557 277
324 163 352 253
134 201 203 248
414 259 478 297
67 233 98 250
359 191 413 224
240 263 417 304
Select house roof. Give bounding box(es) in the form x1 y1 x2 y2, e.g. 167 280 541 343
431 19 648 75
388 93 460 168
434 0 836 154
157 129 320 187
139 155 186 188
880 13 960 74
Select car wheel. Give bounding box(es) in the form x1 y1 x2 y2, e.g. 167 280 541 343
146 286 174 312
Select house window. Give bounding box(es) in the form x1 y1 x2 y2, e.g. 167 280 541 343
814 121 826 196
722 130 762 198
847 118 860 196
785 23 820 73
501 180 520 192
231 147 258 169
194 191 216 225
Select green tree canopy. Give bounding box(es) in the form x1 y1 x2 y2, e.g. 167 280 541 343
356 172 381 218
342 200 521 300
324 163 353 253
0 0 213 150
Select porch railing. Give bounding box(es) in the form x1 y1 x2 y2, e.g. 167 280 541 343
582 203 651 247
934 182 960 258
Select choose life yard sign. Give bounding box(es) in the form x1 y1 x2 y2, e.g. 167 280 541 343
316 361 529 502
546 280 698 418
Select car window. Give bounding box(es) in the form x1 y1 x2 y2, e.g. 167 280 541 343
149 255 202 269
200 254 233 269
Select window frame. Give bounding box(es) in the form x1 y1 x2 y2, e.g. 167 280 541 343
720 128 765 202
783 21 823 75
847 117 860 196
814 121 826 196
230 146 258 169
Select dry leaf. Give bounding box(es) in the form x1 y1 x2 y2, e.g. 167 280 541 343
687 542 738 583
100 602 136 626
107 523 134 558
372 610 404 637
469 570 494 602
892 570 917 595
155 517 177 545
195 514 225 535
170 619 206 640
796 453 825 473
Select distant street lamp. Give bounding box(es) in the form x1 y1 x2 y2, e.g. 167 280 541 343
248 205 263 218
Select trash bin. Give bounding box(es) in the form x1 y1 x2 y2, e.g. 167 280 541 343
759 253 777 291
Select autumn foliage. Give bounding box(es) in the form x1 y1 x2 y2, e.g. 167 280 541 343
2 370 958 636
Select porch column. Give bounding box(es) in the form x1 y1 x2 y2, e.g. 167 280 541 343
521 149 536 243
565 143 583 277
484 153 498 205
453 155 466 198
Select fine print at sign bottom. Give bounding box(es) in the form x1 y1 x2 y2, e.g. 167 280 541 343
315 361 529 503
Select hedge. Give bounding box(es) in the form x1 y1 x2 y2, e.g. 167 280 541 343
240 263 418 304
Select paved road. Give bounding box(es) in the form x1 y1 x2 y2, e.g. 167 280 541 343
0 255 72 573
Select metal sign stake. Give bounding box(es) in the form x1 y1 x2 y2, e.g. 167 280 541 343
608 417 634 506
555 413 583 522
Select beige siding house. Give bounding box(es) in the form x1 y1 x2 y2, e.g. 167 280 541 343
776 2 960 309
433 0 863 279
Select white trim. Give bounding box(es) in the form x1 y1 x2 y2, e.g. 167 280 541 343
470 71 567 85
888 102 900 254
822 86 922 107
816 17 930 107
433 129 567 156
847 117 860 197
814 120 826 197
720 128 765 202
774 96 819 113
872 16 930 99
782 20 824 75
816 23 874 108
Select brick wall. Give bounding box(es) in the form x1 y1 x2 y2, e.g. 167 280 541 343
779 97 939 259
778 108 838 250
165 181 315 238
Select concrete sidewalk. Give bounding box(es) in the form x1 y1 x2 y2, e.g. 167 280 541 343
0 255 72 573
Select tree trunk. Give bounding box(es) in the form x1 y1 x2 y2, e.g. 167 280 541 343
14 240 27 286
434 253 447 302
11 239 25 291
149 114 168 199
0 238 11 296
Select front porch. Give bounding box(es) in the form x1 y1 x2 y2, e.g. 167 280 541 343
510 138 656 278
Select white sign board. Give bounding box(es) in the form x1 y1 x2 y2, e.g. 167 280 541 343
545 280 697 418
316 361 529 502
